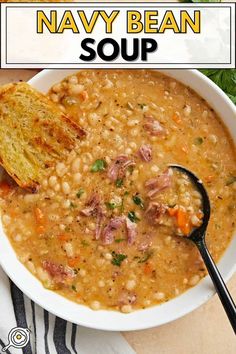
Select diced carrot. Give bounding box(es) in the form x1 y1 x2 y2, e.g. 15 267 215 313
0 181 12 196
36 225 46 234
144 262 153 275
197 211 204 220
34 207 44 223
68 257 80 267
172 113 182 124
58 234 71 243
177 208 190 236
168 207 178 216
181 222 191 236
205 175 214 183
80 91 88 101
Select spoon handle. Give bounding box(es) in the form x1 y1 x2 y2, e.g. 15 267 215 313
196 238 236 334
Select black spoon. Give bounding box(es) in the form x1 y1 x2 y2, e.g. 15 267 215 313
170 164 236 334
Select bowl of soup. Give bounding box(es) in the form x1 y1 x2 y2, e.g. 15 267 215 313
0 69 235 331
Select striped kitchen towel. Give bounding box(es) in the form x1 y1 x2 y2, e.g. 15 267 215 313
0 267 136 354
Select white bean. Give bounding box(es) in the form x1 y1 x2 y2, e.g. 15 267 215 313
126 279 136 291
183 105 191 116
68 76 78 85
189 274 200 286
49 176 57 188
69 84 84 95
104 253 112 260
64 242 74 258
73 173 82 184
56 162 67 177
121 305 132 313
62 182 70 194
71 158 81 173
154 292 165 300
90 301 101 310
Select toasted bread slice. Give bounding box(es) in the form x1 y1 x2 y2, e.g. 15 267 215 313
0 82 86 192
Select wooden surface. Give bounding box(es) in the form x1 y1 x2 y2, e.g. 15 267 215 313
0 69 235 353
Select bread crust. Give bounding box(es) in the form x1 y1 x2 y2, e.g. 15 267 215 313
0 82 86 192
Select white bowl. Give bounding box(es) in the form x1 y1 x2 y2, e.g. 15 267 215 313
0 69 236 331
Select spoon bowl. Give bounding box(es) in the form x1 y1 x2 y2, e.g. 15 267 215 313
170 164 236 334
170 164 211 244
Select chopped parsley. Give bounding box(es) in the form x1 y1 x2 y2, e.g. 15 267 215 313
194 137 204 145
115 238 125 243
127 211 140 223
91 159 107 172
76 188 84 198
226 176 236 186
128 166 134 174
105 202 117 210
132 195 144 208
111 251 127 267
138 103 147 109
115 178 123 188
81 240 89 247
70 202 76 208
71 285 77 292
136 250 154 263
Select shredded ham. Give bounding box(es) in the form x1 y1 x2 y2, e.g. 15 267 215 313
137 234 153 252
80 193 105 240
95 212 105 240
80 193 101 217
118 291 137 305
145 168 172 199
143 115 166 136
102 216 125 245
42 260 75 282
101 216 137 245
138 144 152 162
145 202 167 224
107 155 135 182
126 217 137 245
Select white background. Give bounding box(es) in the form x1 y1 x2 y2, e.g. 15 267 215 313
1 2 235 68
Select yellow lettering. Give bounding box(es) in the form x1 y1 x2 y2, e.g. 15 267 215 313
159 11 179 33
78 11 99 33
181 11 200 33
100 11 119 33
58 11 79 33
127 11 143 33
145 11 158 33
37 10 57 33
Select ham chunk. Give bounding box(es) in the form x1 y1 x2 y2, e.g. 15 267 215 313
42 260 75 282
145 202 167 224
101 216 137 245
118 291 137 305
102 216 125 245
80 193 101 217
137 234 153 252
143 115 166 136
80 193 105 239
95 212 105 240
126 217 137 245
107 155 135 182
138 144 152 162
145 168 172 199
